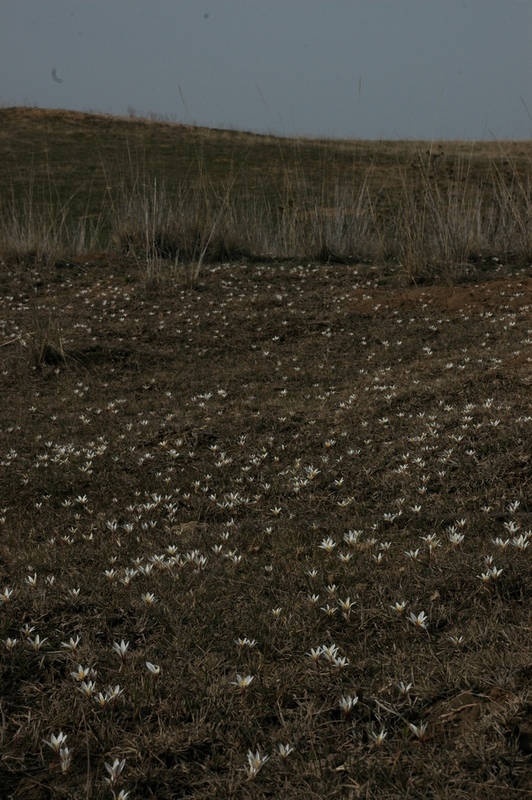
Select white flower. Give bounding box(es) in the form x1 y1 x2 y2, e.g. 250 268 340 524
106 685 123 704
332 655 349 669
344 530 362 546
478 565 502 584
242 749 268 780
493 537 510 550
448 532 464 547
234 637 257 649
95 691 110 708
397 681 413 696
94 685 122 707
71 665 93 681
44 731 68 753
408 611 428 629
28 634 47 651
277 743 295 758
338 694 358 715
503 519 520 534
408 721 428 740
104 757 126 786
390 601 407 614
338 597 355 617
60 746 73 773
513 533 530 550
231 674 254 692
78 680 96 698
113 639 129 662
61 636 81 652
321 644 339 663
306 647 322 665
0 587 13 603
421 533 440 549
371 728 387 746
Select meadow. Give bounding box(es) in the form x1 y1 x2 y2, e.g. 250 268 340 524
1 107 532 798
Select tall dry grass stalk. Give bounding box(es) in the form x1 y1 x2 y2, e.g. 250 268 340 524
491 166 532 264
0 193 103 270
395 170 486 283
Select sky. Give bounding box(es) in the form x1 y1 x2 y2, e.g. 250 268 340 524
1 0 531 140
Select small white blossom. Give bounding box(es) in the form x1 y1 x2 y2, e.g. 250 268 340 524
78 680 96 698
231 674 254 692
242 749 268 780
408 611 428 629
62 636 81 652
0 587 13 603
409 721 428 740
60 746 73 773
104 757 126 787
371 728 387 746
277 742 295 758
397 681 413 696
339 694 358 715
390 601 407 614
44 732 68 753
112 639 129 662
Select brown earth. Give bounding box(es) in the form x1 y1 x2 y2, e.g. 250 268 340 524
2 258 532 797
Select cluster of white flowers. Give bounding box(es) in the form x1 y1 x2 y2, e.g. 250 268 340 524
2 262 532 790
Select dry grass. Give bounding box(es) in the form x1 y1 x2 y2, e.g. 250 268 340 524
1 107 531 285
1 108 532 797
2 255 532 797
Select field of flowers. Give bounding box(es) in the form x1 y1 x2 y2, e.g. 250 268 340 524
2 254 532 797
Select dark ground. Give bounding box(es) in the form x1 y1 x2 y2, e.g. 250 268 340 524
2 258 532 798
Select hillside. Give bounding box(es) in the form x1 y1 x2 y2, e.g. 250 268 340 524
0 107 530 281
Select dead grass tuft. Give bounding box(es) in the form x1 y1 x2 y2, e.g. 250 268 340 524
27 313 70 368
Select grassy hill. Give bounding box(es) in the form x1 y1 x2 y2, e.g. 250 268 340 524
0 107 530 282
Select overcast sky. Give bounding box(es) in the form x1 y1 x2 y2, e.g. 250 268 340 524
1 0 531 140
